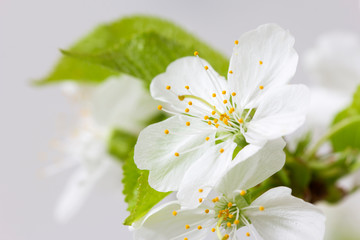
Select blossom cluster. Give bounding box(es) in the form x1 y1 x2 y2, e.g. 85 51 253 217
131 24 325 240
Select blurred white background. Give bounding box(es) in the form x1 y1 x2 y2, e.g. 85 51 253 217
1 0 360 239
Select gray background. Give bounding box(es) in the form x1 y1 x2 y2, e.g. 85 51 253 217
1 0 360 239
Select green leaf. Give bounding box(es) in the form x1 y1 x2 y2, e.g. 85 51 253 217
331 86 360 151
37 15 228 85
108 129 138 162
123 169 171 225
122 150 141 212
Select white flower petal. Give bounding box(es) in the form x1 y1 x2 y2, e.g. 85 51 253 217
135 115 216 192
150 57 228 116
216 139 285 197
245 187 325 240
91 75 158 134
177 141 237 209
245 85 310 144
54 161 111 222
229 23 298 108
133 201 215 240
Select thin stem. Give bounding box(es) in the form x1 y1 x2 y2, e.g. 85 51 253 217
215 216 225 240
181 94 222 115
306 116 360 159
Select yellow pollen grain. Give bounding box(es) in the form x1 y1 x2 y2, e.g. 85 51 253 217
164 129 169 134
213 119 218 123
174 152 179 157
204 115 209 120
220 148 224 153
228 214 234 219
222 90 226 95
229 70 233 74
240 190 246 196
212 93 216 97
223 100 228 104
227 202 233 208
205 137 210 141
194 51 199 56
259 206 265 211
234 40 239 45
215 124 220 128
185 108 190 113
259 85 264 90
232 92 236 96
211 228 216 232
166 85 171 90
234 220 240 225
212 197 219 203
198 188 203 193
188 101 193 106
172 211 177 216
186 121 190 126
198 198 203 203
259 60 263 65
223 118 228 125
246 232 251 237
229 108 234 114
185 224 190 229
238 118 244 124
184 238 188 240
211 110 216 115
197 225 202 230
208 121 212 125
204 65 209 70
205 209 209 214
157 105 163 110
185 85 189 90
227 222 231 227
224 234 229 239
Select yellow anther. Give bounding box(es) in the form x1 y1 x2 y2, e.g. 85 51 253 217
185 224 190 229
197 225 202 230
259 60 263 65
166 85 171 90
238 118 244 124
184 238 188 240
246 232 251 237
220 148 224 153
198 188 203 193
229 70 233 74
185 85 189 90
227 222 231 227
186 122 190 126
204 115 209 120
212 93 216 97
223 100 228 104
157 105 163 110
185 108 189 113
172 211 177 216
229 108 234 114
208 121 212 125
164 129 169 134
188 101 192 105
259 206 265 211
259 85 264 90
211 228 216 232
223 118 228 125
234 220 240 225
219 116 224 121
240 190 246 196
234 40 239 45
222 90 226 95
212 197 219 202
224 234 229 239
228 214 234 219
211 110 216 115
205 137 210 141
194 51 199 56
174 152 179 157
205 209 209 213
231 92 236 96
204 65 209 70
215 124 220 128
213 118 218 123
199 198 203 203
227 202 233 208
